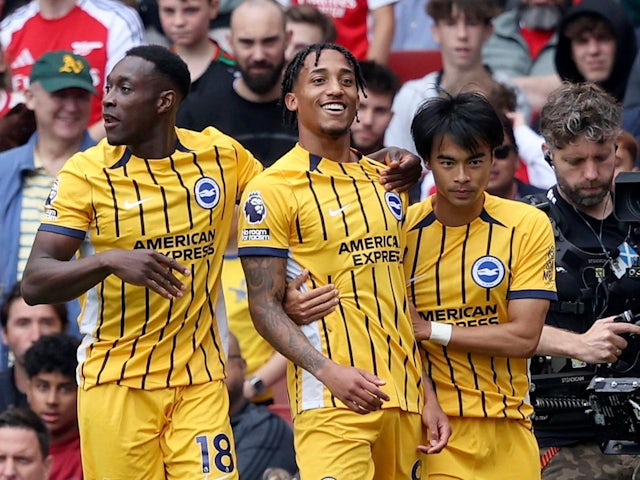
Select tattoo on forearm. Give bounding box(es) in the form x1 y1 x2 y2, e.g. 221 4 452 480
242 256 326 374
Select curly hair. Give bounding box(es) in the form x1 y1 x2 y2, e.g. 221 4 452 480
539 82 621 150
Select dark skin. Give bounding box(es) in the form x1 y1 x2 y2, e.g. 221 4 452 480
22 55 420 307
21 55 191 305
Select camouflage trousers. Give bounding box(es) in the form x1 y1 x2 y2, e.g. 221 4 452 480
540 443 640 479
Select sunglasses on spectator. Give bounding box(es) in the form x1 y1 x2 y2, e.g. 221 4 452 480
494 144 517 159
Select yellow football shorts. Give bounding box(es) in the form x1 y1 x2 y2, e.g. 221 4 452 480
78 380 237 480
294 407 423 480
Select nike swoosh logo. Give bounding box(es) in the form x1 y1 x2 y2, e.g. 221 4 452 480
123 198 153 209
328 204 350 217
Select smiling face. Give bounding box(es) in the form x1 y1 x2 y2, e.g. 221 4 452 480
285 48 359 144
25 83 91 143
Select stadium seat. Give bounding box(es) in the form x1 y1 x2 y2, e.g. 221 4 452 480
387 49 443 84
268 403 293 427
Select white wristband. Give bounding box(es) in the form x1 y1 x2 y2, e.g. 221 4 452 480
429 322 452 346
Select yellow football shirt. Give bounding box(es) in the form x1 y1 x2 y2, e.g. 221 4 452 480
39 127 264 390
237 144 424 415
404 193 556 421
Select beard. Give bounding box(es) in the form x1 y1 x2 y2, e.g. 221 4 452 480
518 4 563 31
557 178 612 209
240 57 285 95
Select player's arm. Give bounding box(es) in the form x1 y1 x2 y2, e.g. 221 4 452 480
243 351 288 399
367 3 395 65
369 147 422 192
241 255 390 413
22 231 190 305
412 298 548 358
536 316 640 364
418 374 450 454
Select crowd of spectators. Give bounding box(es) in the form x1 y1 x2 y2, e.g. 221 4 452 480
0 0 639 479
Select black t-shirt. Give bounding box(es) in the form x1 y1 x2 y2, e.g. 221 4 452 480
177 70 298 168
533 186 640 446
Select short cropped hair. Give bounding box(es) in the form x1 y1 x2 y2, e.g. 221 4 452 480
411 91 504 160
1 282 67 331
125 45 191 101
539 82 621 150
0 407 50 459
285 4 337 43
427 0 501 24
359 60 400 98
24 333 79 381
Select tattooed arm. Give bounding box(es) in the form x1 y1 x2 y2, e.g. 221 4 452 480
241 255 390 413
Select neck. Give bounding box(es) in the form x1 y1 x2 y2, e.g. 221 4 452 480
234 77 280 103
440 64 494 95
357 141 384 156
13 363 29 394
175 40 217 82
298 130 355 164
129 122 178 159
51 423 79 445
488 181 518 200
432 192 485 227
35 133 85 176
38 0 76 19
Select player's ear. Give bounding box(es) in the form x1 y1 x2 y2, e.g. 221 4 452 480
284 92 298 112
157 89 176 113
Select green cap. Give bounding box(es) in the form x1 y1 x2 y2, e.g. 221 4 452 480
29 50 96 94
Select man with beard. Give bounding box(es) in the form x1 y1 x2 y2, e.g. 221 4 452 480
482 0 569 112
531 82 640 479
177 0 297 167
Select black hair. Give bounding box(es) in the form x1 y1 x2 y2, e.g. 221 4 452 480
0 407 50 459
411 91 504 160
24 333 79 380
125 45 191 101
281 43 366 126
1 282 67 331
497 111 517 153
359 60 400 98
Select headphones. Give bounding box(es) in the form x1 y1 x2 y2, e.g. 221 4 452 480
544 151 553 166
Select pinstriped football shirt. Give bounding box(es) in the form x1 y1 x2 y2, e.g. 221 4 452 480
404 193 557 421
39 127 264 390
238 144 424 415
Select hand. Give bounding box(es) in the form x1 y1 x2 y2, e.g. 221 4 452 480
576 315 640 364
315 361 390 414
283 269 339 325
418 398 450 454
410 303 431 342
505 110 526 130
377 148 423 192
243 379 255 399
106 249 190 299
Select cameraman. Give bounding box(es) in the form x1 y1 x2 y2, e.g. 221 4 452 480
533 82 640 479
